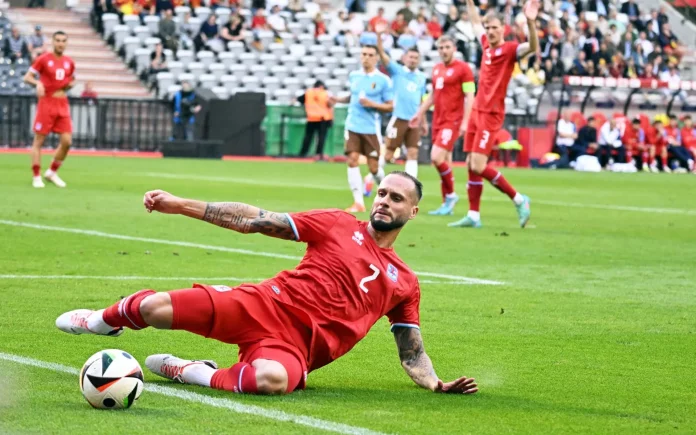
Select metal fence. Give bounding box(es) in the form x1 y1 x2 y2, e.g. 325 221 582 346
0 95 173 150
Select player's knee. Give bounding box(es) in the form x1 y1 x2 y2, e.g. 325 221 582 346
139 292 172 328
255 361 288 395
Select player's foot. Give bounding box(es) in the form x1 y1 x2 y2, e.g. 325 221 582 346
363 174 374 197
145 354 218 384
515 194 531 228
55 309 124 336
429 194 459 215
448 216 482 228
345 203 366 213
44 170 66 188
32 176 45 188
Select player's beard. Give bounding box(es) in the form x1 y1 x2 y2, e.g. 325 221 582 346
370 213 408 232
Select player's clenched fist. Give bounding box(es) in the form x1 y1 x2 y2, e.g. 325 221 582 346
143 190 183 214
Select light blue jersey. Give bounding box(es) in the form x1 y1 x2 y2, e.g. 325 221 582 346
386 60 427 121
345 69 394 135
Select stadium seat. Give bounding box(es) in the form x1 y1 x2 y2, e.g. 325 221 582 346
220 75 239 93
293 66 310 82
570 111 586 128
226 41 245 56
288 22 303 35
176 50 194 66
309 45 327 58
303 78 315 89
325 79 342 95
217 51 236 68
211 86 229 99
250 64 267 76
283 77 301 94
257 30 275 48
175 6 191 18
238 52 258 66
321 57 338 69
112 25 129 50
156 72 174 98
239 8 252 22
144 37 161 52
317 34 334 50
270 65 288 77
348 47 361 58
262 76 281 93
592 112 607 127
332 68 349 82
228 64 247 75
198 74 217 89
208 63 226 82
281 54 299 69
195 6 211 23
188 17 202 31
416 39 432 54
390 48 404 60
260 53 277 68
187 62 205 76
302 55 319 70
329 46 347 63
143 16 160 36
269 42 286 57
122 36 141 63
274 88 292 104
341 57 358 70
295 12 312 27
289 44 307 58
313 67 330 82
168 61 184 80
123 15 140 32
215 7 231 24
298 34 314 50
196 51 215 68
102 13 119 38
241 76 260 90
167 84 182 100
134 48 151 74
178 72 195 84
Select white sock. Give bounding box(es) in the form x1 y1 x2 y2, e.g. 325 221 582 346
181 363 216 387
378 155 385 169
87 309 115 333
347 166 364 206
374 167 385 185
45 169 55 177
445 192 457 199
405 159 418 178
467 210 481 221
513 192 524 205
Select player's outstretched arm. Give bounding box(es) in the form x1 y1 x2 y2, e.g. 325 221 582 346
143 190 296 240
516 0 540 59
375 22 391 66
393 327 478 394
465 0 485 42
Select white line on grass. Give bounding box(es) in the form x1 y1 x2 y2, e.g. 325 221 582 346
0 352 388 435
139 172 696 216
0 220 503 285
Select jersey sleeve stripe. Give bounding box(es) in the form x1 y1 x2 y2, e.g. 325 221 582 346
28 67 38 75
390 323 420 331
285 213 300 241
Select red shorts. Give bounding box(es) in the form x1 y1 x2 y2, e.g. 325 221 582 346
431 121 461 152
169 284 310 392
34 97 72 135
464 109 505 156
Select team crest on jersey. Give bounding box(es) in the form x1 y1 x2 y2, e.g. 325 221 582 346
34 122 42 131
371 82 376 89
495 48 503 56
48 60 54 67
434 68 439 75
352 231 364 246
446 69 453 76
387 264 398 282
63 61 69 69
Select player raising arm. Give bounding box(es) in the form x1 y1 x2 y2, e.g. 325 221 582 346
56 172 477 396
449 0 538 229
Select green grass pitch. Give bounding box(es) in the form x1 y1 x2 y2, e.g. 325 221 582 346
0 153 695 434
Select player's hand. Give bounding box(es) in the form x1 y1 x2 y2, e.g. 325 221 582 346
420 122 429 137
434 376 478 394
36 82 45 98
375 22 388 36
523 0 540 21
459 123 467 138
143 190 184 215
359 97 374 108
409 114 423 129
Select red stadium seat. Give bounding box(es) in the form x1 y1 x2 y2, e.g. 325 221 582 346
570 111 587 128
547 110 558 127
592 112 607 128
639 114 651 131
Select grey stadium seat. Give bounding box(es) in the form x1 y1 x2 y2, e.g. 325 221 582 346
211 86 229 99
123 15 140 32
298 34 314 50
176 50 194 66
321 57 338 69
187 62 205 76
293 66 310 82
156 72 174 98
175 5 190 18
144 37 162 52
208 63 226 82
144 15 160 36
268 42 286 57
167 84 182 100
195 6 211 23
317 34 334 50
167 61 184 80
217 52 236 67
302 55 318 70
262 76 281 93
313 67 330 82
271 65 288 77
101 13 119 38
282 77 301 94
273 88 292 103
134 26 151 44
196 51 215 68
220 75 239 93
309 45 327 58
112 25 129 50
228 64 247 75
134 48 151 74
198 74 217 89
249 64 267 76
260 53 278 68
241 76 260 90
238 52 258 66
227 41 245 55
332 68 349 82
280 55 299 69
329 46 347 62
122 36 140 63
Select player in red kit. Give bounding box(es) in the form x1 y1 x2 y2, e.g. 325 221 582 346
56 172 478 396
22 31 75 189
449 0 539 229
410 35 475 215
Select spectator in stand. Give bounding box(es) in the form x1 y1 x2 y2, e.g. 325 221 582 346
81 81 98 102
250 0 265 15
555 111 577 163
155 0 173 14
197 13 224 52
250 8 269 50
526 59 545 85
607 9 625 35
442 5 459 34
597 118 625 169
606 24 621 48
608 55 624 78
621 0 641 30
220 13 245 45
570 50 588 75
346 11 364 44
172 80 201 141
368 7 388 32
92 0 117 34
635 31 653 57
135 0 155 17
267 5 288 40
572 116 599 161
408 14 428 40
397 0 414 24
159 8 179 53
560 29 578 63
426 14 443 40
27 25 45 61
624 57 640 78
588 0 609 17
314 13 327 38
390 13 408 40
149 42 168 91
645 21 658 44
657 6 669 29
3 26 29 63
658 23 684 59
179 12 198 50
286 0 304 17
585 59 597 77
596 15 609 35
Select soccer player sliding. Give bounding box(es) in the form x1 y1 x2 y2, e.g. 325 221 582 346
56 172 478 396
448 0 538 228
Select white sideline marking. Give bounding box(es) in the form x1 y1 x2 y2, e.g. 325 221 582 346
0 275 481 286
0 220 503 286
0 352 388 435
140 172 696 216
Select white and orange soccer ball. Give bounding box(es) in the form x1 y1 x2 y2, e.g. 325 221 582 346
79 349 144 409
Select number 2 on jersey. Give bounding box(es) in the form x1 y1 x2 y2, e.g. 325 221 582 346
359 264 380 293
55 68 65 80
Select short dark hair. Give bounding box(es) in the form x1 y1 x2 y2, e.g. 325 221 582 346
389 171 423 202
406 47 420 55
53 30 67 38
587 116 595 122
362 44 378 53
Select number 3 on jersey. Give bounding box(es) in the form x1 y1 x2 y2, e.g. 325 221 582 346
55 68 65 80
359 264 380 293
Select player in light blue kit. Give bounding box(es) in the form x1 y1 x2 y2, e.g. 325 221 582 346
375 23 427 180
334 44 394 213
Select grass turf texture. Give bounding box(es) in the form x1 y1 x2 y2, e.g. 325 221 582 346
0 153 695 434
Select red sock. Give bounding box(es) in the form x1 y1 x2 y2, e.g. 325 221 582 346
435 162 455 197
467 169 483 212
32 164 40 177
211 362 258 394
481 166 517 200
102 290 155 330
50 159 62 172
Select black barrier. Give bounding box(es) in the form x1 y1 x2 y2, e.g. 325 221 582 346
0 95 173 150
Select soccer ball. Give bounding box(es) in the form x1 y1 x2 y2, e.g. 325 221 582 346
79 349 144 409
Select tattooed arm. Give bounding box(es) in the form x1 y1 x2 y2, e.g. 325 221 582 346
393 327 479 394
142 190 296 240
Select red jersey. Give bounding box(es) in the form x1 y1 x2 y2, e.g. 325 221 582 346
664 126 681 145
681 127 696 147
475 35 519 114
431 60 474 126
262 209 420 372
30 52 75 97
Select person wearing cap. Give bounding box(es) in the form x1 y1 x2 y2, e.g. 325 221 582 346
27 25 46 60
297 80 334 160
